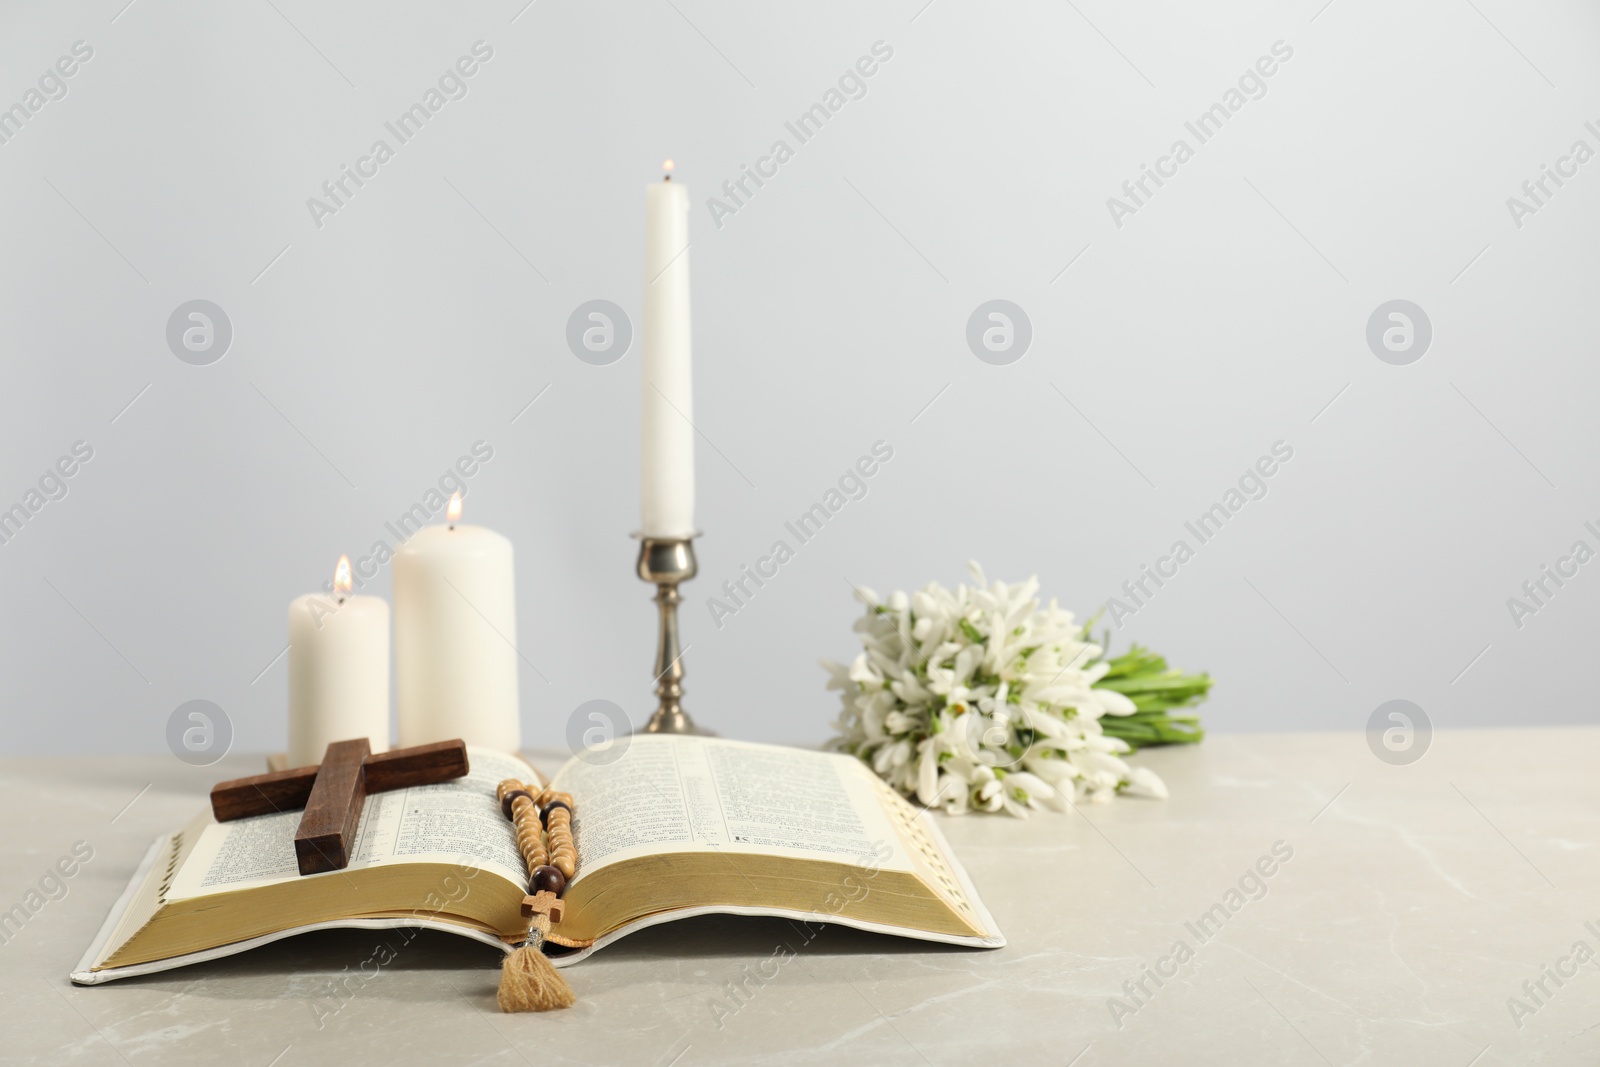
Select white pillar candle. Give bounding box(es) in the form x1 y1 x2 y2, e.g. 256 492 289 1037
640 161 696 538
394 493 521 752
287 555 390 768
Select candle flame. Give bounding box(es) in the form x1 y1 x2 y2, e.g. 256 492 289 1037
662 159 675 173
333 555 353 595
447 491 463 523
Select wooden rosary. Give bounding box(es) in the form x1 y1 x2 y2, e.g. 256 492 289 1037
494 778 579 1012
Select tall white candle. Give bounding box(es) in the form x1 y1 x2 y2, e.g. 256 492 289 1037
641 162 696 538
394 493 521 752
287 555 390 768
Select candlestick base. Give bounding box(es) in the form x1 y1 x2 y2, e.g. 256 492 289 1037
641 706 711 735
635 534 714 736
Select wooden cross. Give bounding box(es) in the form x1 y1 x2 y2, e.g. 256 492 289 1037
524 892 564 924
210 738 470 876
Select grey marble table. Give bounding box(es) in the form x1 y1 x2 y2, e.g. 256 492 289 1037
4 730 1597 1066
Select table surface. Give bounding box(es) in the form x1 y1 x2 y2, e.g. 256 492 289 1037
3 730 1596 1066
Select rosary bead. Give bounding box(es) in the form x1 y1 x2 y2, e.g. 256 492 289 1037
501 788 534 820
501 778 578 909
530 864 566 897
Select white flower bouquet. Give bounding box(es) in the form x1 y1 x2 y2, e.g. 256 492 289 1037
825 563 1210 816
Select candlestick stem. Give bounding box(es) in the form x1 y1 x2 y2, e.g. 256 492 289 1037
635 535 711 735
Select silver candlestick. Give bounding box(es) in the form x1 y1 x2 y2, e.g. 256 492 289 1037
634 534 712 735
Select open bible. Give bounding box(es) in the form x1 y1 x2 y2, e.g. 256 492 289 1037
73 736 1003 983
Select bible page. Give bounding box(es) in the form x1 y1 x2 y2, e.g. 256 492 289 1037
551 735 914 878
167 747 532 899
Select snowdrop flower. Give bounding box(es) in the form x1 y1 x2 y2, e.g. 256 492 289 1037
1121 766 1169 800
826 564 1168 816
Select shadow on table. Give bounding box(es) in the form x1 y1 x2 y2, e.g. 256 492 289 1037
579 912 974 962
96 928 501 995
100 913 969 1000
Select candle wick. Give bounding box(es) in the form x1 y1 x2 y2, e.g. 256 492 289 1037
663 174 671 182
338 596 346 605
449 524 456 531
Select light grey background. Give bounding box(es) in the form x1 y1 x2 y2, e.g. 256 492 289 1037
1 0 1595 757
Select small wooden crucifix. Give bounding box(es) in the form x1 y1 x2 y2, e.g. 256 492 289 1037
210 738 470 876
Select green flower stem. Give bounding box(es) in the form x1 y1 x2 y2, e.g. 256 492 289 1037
1091 641 1212 750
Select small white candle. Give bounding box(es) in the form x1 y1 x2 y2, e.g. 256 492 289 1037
287 555 390 768
394 493 521 752
641 160 696 538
